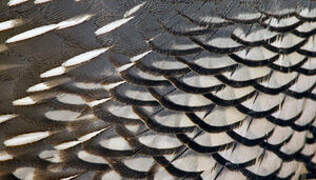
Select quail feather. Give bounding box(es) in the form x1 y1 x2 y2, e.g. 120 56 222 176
0 0 315 179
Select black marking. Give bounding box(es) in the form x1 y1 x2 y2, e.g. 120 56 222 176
236 103 279 118
231 33 279 47
176 133 235 153
203 90 257 106
297 48 316 57
284 82 316 100
262 38 307 54
226 129 274 146
186 113 244 133
148 88 215 112
293 28 316 38
189 37 245 54
148 40 203 56
175 56 240 75
212 153 256 170
253 75 298 95
160 21 216 36
135 61 191 76
109 87 159 107
110 160 151 178
115 125 185 156
240 166 280 180
266 112 302 127
154 156 202 178
268 57 308 73
167 76 226 94
259 10 296 19
177 10 234 28
296 66 316 76
259 20 304 33
215 72 272 88
133 106 196 134
229 54 279 67
92 100 142 125
223 15 269 24
120 70 170 86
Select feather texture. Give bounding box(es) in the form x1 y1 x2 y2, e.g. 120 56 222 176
0 0 315 179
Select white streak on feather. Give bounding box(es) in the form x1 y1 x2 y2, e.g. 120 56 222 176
6 24 58 43
57 93 86 105
40 66 66 78
72 82 104 90
102 81 125 90
87 98 111 107
95 17 134 36
0 151 13 161
13 168 35 180
45 110 82 122
27 78 70 92
62 47 109 67
100 137 132 150
7 0 29 6
4 131 50 147
57 14 93 30
13 93 56 106
0 114 18 123
12 96 36 106
34 0 54 4
54 141 81 150
130 50 152 62
38 150 62 163
61 176 79 180
54 128 107 150
77 151 107 164
0 19 23 32
117 63 134 72
124 2 146 18
27 83 50 93
78 128 107 141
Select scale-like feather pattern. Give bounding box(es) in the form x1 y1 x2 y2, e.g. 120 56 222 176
0 0 315 179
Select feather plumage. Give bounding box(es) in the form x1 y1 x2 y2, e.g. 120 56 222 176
0 0 315 179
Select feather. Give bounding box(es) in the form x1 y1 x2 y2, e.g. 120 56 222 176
0 0 315 179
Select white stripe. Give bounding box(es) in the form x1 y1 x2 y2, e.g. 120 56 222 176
7 0 29 6
77 151 107 164
34 0 54 4
0 19 23 32
124 2 146 18
62 47 109 67
102 81 125 90
0 151 13 161
27 78 70 92
12 96 36 106
116 63 134 72
61 176 79 180
0 114 18 124
6 24 58 43
87 98 110 107
40 66 66 78
4 131 50 147
130 50 152 62
27 83 50 93
54 141 81 150
78 128 107 142
57 14 93 30
95 17 134 36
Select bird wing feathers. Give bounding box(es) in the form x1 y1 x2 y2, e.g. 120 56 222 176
0 0 315 179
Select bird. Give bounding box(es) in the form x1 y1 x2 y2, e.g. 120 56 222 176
0 0 315 179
